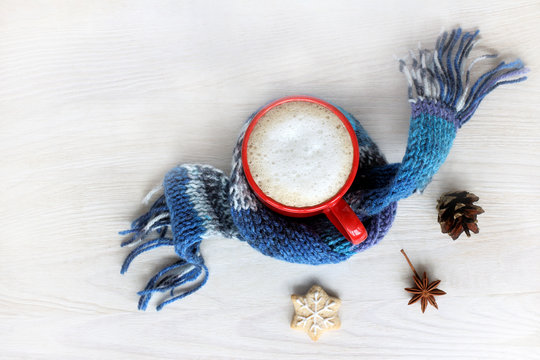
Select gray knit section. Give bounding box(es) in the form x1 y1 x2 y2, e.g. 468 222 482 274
357 144 386 169
183 164 240 239
229 117 260 211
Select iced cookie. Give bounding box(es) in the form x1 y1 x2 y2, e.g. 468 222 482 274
291 285 341 341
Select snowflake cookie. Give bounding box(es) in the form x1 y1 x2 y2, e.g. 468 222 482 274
291 285 341 341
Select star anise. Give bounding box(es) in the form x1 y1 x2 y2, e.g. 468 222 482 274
401 249 446 313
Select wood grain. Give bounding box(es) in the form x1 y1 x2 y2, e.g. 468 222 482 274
1 1 539 359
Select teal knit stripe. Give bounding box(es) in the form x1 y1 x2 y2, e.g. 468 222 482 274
361 103 457 216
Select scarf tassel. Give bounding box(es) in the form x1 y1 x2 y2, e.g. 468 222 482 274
399 28 528 127
120 192 208 310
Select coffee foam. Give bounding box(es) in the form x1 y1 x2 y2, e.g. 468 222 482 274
246 101 354 208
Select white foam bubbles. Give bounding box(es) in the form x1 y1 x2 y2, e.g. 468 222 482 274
246 101 354 208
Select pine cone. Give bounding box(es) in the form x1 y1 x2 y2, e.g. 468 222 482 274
436 191 484 240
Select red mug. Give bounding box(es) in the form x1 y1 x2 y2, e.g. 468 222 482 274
241 95 368 245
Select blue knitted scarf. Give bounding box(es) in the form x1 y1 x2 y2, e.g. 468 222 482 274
120 29 527 310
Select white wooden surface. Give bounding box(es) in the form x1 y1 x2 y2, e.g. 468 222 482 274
1 1 539 359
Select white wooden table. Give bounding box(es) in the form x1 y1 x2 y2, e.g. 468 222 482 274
1 1 539 359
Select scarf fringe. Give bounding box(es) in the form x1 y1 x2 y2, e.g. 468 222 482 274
399 28 528 128
120 192 208 311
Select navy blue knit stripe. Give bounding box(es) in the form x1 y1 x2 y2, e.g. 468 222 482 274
164 166 207 264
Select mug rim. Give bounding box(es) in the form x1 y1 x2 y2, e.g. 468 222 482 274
241 95 360 216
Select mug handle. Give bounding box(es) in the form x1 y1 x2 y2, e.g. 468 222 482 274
324 198 368 245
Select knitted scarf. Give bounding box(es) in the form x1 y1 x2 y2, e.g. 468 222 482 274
120 28 527 310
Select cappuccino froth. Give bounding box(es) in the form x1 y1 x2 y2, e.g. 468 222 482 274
246 101 354 208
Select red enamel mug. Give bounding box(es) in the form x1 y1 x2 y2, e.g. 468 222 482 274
241 95 368 245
